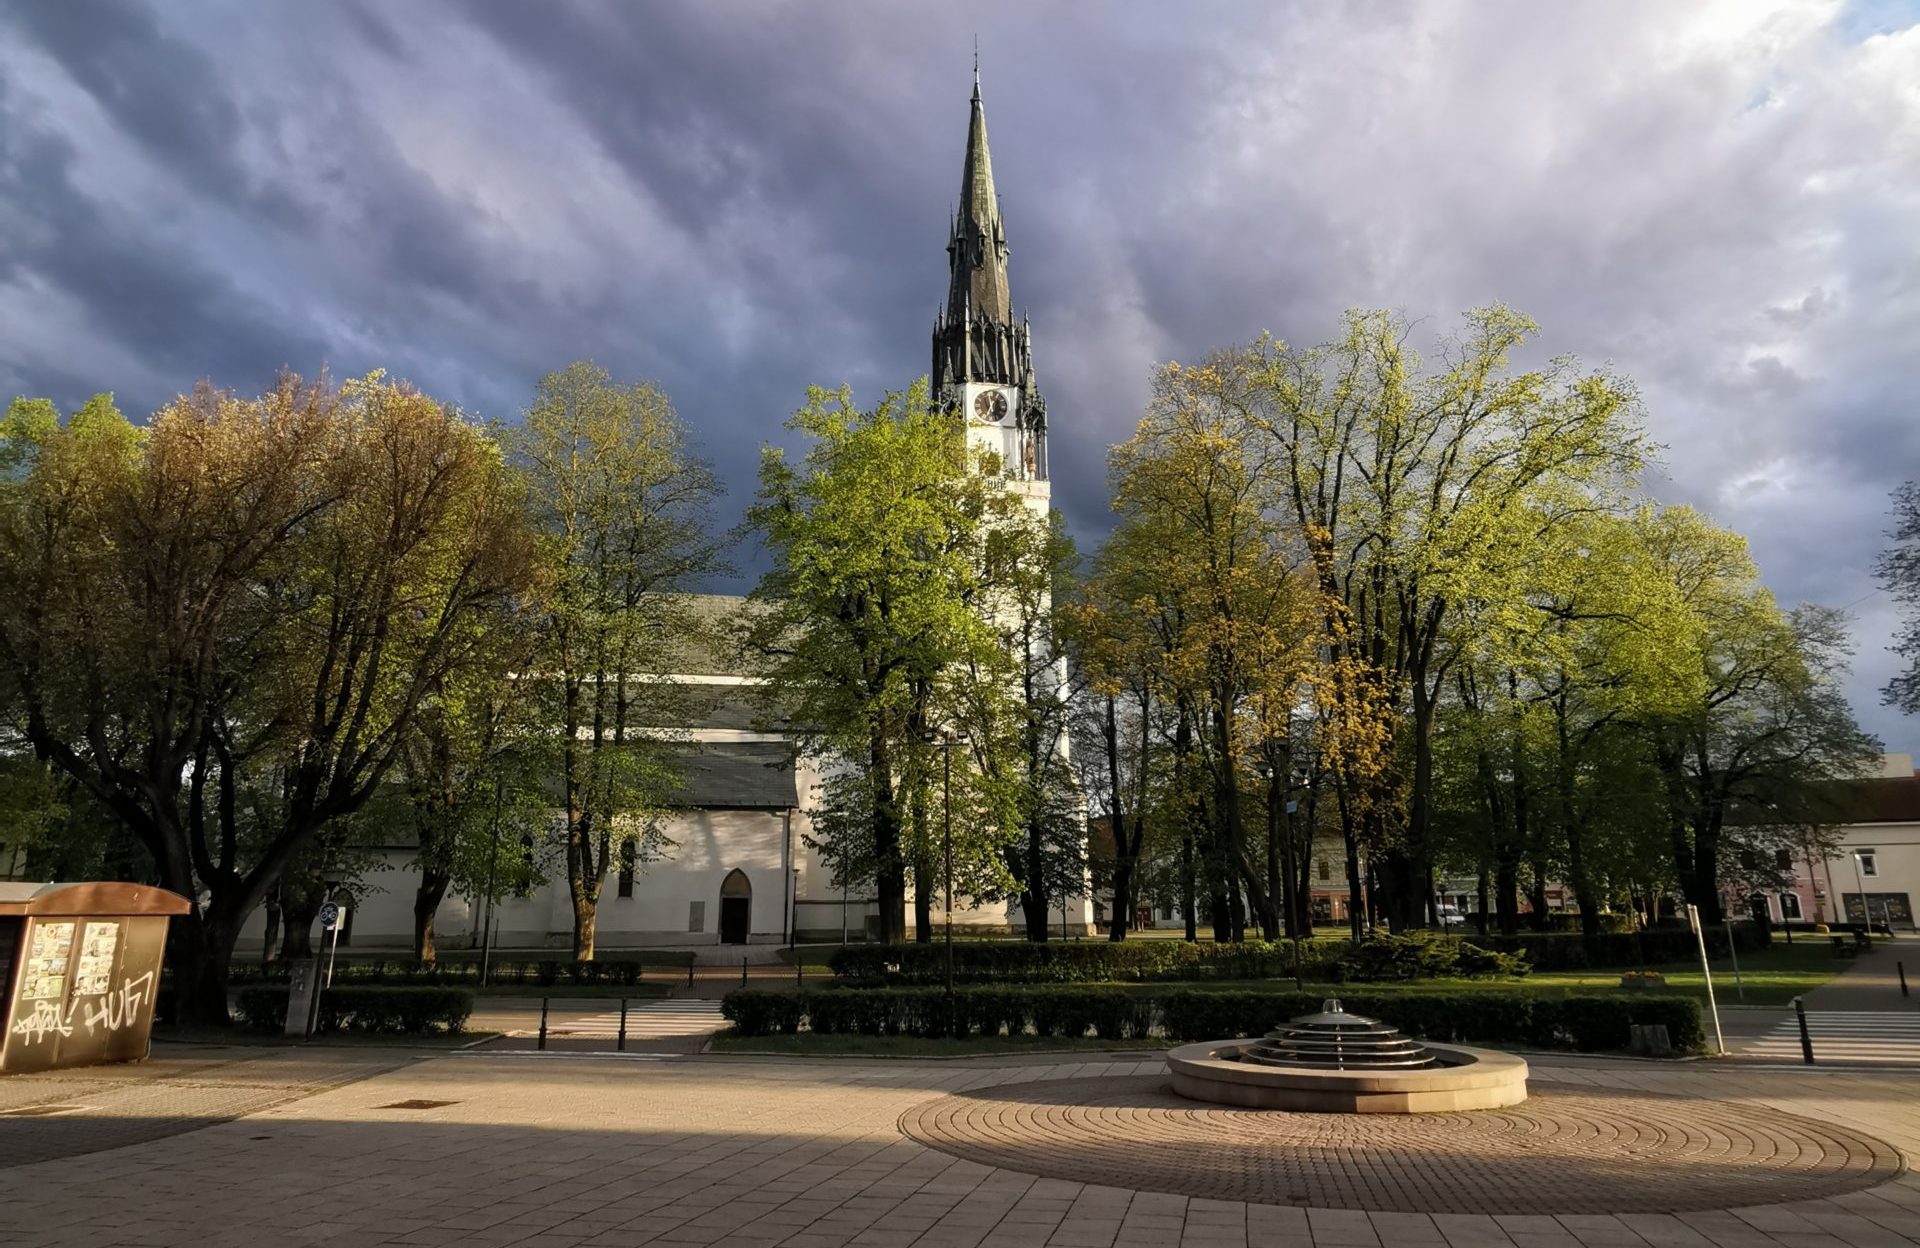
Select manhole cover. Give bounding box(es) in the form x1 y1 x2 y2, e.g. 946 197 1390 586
378 1099 459 1110
0 1105 89 1118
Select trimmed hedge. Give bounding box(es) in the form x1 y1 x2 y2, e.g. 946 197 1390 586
1155 989 1704 1054
234 985 474 1034
828 940 1344 985
229 952 672 987
1462 923 1768 970
721 985 1703 1054
828 926 1762 985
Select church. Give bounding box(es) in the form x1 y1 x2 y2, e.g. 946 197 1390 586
241 70 1095 954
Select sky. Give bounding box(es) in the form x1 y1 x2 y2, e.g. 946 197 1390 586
1 0 1916 752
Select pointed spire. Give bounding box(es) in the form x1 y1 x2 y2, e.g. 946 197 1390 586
949 57 1011 327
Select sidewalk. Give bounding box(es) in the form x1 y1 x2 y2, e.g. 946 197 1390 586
1795 931 1918 1011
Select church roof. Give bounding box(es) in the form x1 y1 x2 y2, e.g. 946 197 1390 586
667 741 797 810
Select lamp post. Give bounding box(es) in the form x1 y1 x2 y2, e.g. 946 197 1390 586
1851 850 1872 945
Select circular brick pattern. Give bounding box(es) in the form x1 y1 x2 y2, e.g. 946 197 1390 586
899 1076 1906 1215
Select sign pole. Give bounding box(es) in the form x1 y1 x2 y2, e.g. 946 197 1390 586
1722 918 1744 1003
1688 904 1726 1056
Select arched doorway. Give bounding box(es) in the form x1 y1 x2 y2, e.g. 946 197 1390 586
719 869 752 945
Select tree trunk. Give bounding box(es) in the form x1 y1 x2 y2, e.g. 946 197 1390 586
566 816 601 960
1407 679 1439 926
1175 709 1198 942
169 902 249 1027
1265 762 1287 941
870 730 907 944
261 885 282 968
1338 782 1364 941
1104 696 1133 943
413 878 449 963
1020 811 1051 941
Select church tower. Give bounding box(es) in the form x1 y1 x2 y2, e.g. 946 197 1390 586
931 65 1049 511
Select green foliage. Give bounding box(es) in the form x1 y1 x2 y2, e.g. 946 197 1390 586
828 940 1344 985
745 381 1036 940
720 985 1701 1053
1454 942 1531 978
1333 933 1469 982
233 986 474 1033
513 362 722 958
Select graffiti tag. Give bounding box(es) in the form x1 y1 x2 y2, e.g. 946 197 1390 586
9 971 155 1045
8 999 76 1044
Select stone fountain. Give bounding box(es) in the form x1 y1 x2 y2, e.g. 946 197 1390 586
1165 999 1529 1113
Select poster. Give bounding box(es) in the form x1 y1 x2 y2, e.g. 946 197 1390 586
22 920 75 1001
72 922 120 996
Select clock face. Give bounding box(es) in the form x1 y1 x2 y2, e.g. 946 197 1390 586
972 388 1009 422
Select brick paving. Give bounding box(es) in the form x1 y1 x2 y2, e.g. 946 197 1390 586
0 1050 1916 1246
899 1074 1903 1214
0 1045 413 1169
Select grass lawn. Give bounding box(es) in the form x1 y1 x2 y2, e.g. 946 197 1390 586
1167 938 1841 1008
1514 937 1842 1007
709 1030 1170 1058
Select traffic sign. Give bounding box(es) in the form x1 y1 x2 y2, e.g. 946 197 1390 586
319 901 340 931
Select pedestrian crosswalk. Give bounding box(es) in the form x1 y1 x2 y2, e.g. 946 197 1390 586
518 999 726 1040
1742 1011 1920 1065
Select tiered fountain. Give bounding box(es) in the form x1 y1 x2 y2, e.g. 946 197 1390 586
1165 999 1529 1113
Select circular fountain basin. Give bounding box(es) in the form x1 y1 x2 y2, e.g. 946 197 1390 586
1167 1038 1529 1113
1165 1000 1528 1113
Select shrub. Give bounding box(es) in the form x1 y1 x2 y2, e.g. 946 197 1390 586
1455 942 1530 978
233 985 473 1034
827 940 1343 985
718 985 1702 1055
1154 988 1702 1054
1334 933 1461 981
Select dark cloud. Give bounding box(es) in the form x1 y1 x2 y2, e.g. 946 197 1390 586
0 0 1914 749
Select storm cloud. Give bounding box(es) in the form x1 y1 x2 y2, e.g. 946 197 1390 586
1 0 1915 749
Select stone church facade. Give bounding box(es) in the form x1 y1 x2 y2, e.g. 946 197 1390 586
239 71 1094 953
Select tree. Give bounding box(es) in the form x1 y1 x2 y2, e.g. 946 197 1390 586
1245 308 1648 928
1879 482 1920 715
1631 506 1880 921
1094 362 1324 941
395 607 551 962
746 381 1018 943
0 375 537 1021
515 362 723 960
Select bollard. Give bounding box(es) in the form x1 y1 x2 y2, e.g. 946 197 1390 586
1900 960 1910 999
797 956 804 989
741 956 748 987
1794 996 1814 1065
617 997 628 1052
538 996 550 1051
687 960 694 988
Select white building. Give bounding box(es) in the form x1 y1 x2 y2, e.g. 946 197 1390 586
242 71 1093 954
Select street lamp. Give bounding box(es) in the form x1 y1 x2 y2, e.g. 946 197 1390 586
1850 849 1874 945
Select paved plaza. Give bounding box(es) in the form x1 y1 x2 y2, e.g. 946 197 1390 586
2 1044 1919 1248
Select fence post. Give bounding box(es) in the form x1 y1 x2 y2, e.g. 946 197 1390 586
538 996 549 1052
1794 995 1814 1065
741 956 748 987
797 956 804 989
617 997 628 1052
